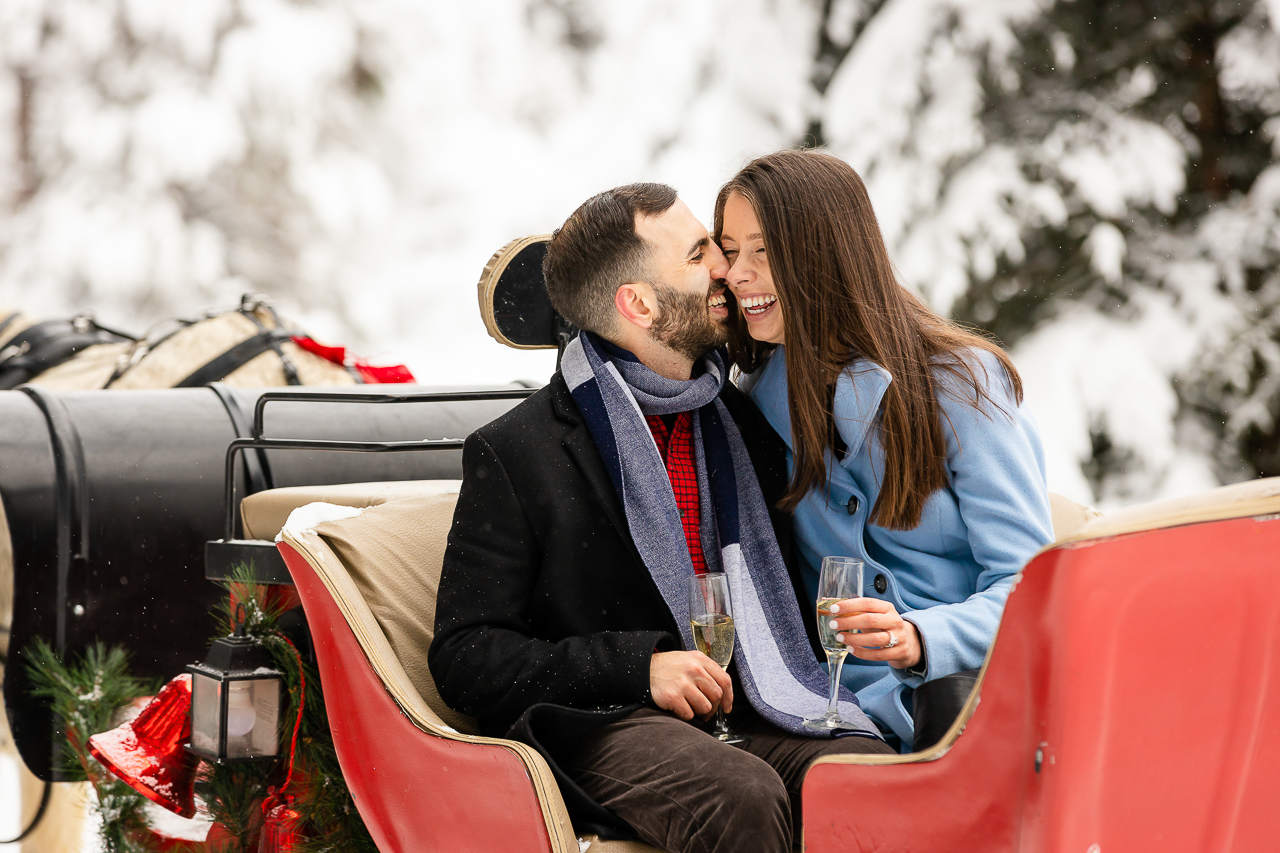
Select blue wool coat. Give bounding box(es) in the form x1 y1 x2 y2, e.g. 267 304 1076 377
745 346 1054 747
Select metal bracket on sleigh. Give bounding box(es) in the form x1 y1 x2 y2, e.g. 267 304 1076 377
207 231 568 586
205 387 536 586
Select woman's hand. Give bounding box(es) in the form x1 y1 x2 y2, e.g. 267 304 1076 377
827 598 922 669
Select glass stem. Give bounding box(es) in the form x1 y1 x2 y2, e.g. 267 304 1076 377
715 707 728 735
825 649 848 716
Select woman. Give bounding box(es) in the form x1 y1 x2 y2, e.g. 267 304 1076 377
714 149 1054 748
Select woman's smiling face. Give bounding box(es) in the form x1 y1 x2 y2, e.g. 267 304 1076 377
721 192 784 346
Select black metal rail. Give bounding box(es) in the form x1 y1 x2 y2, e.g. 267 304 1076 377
221 388 536 540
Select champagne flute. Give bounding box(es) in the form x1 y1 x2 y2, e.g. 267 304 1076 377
803 556 864 731
688 572 750 747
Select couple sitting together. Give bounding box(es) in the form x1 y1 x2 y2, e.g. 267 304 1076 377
428 149 1054 853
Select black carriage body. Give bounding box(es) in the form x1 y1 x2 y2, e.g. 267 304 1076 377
1 384 522 780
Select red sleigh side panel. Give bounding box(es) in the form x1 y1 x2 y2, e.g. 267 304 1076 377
279 540 561 853
803 514 1280 853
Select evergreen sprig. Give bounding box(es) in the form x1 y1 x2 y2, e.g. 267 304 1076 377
208 566 378 853
25 564 382 852
24 639 166 853
198 758 275 852
215 563 291 641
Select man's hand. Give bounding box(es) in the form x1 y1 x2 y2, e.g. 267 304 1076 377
650 650 733 721
827 597 923 669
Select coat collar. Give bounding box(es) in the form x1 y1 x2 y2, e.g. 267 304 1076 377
751 347 893 463
832 360 893 461
548 373 634 542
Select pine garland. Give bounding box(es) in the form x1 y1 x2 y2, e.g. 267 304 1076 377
198 573 286 851
215 571 379 853
25 566 378 852
23 639 196 853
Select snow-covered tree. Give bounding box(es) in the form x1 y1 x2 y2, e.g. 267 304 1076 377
814 0 1280 506
0 0 817 382
2 0 1278 506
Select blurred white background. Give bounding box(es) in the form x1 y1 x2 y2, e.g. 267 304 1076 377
3 2 1280 847
1 0 1278 510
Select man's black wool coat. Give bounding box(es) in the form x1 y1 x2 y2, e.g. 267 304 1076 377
428 371 819 739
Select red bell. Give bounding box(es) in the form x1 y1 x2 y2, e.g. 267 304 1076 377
88 673 199 818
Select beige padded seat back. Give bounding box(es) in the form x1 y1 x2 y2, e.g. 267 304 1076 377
241 480 462 541
240 480 473 733
281 496 662 853
309 493 481 735
1048 492 1101 542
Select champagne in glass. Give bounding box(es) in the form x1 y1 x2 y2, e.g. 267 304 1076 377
688 573 750 747
803 556 864 731
692 613 735 667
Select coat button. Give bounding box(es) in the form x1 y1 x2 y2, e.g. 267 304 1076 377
846 495 860 515
874 574 888 594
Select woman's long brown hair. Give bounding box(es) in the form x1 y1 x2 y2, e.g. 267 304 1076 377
714 149 1023 530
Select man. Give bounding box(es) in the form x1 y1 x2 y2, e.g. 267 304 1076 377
429 184 893 853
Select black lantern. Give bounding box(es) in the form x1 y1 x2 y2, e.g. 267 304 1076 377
186 616 283 764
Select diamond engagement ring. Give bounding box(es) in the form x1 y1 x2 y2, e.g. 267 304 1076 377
885 632 899 648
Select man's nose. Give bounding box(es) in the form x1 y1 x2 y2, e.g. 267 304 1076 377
707 243 729 281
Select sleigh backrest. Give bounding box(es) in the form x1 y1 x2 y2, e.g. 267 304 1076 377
254 481 661 853
242 481 479 735
477 234 574 350
265 484 576 852
803 476 1280 852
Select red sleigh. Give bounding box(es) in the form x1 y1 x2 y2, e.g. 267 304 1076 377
259 470 1280 853
7 234 1279 851
250 237 1280 852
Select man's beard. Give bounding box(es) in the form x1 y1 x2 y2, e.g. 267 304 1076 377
650 283 729 362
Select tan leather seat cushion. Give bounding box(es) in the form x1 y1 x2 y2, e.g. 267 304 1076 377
241 480 462 541
300 491 480 736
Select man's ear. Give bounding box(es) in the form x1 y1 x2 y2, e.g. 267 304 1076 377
615 283 657 330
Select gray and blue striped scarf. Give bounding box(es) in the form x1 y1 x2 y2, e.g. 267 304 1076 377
562 331 879 739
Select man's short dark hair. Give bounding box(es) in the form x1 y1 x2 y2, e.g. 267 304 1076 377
543 183 678 335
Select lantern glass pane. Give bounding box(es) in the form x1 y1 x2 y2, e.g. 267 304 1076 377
190 672 223 756
224 676 280 760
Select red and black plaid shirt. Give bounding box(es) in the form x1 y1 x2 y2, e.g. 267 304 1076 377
646 411 707 574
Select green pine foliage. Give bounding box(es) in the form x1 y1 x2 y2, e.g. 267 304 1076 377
198 758 275 852
962 0 1275 345
260 632 379 853
208 566 378 853
24 639 169 853
25 566 377 852
962 0 1280 495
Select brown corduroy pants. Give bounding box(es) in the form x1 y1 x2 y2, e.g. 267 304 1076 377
565 707 895 853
